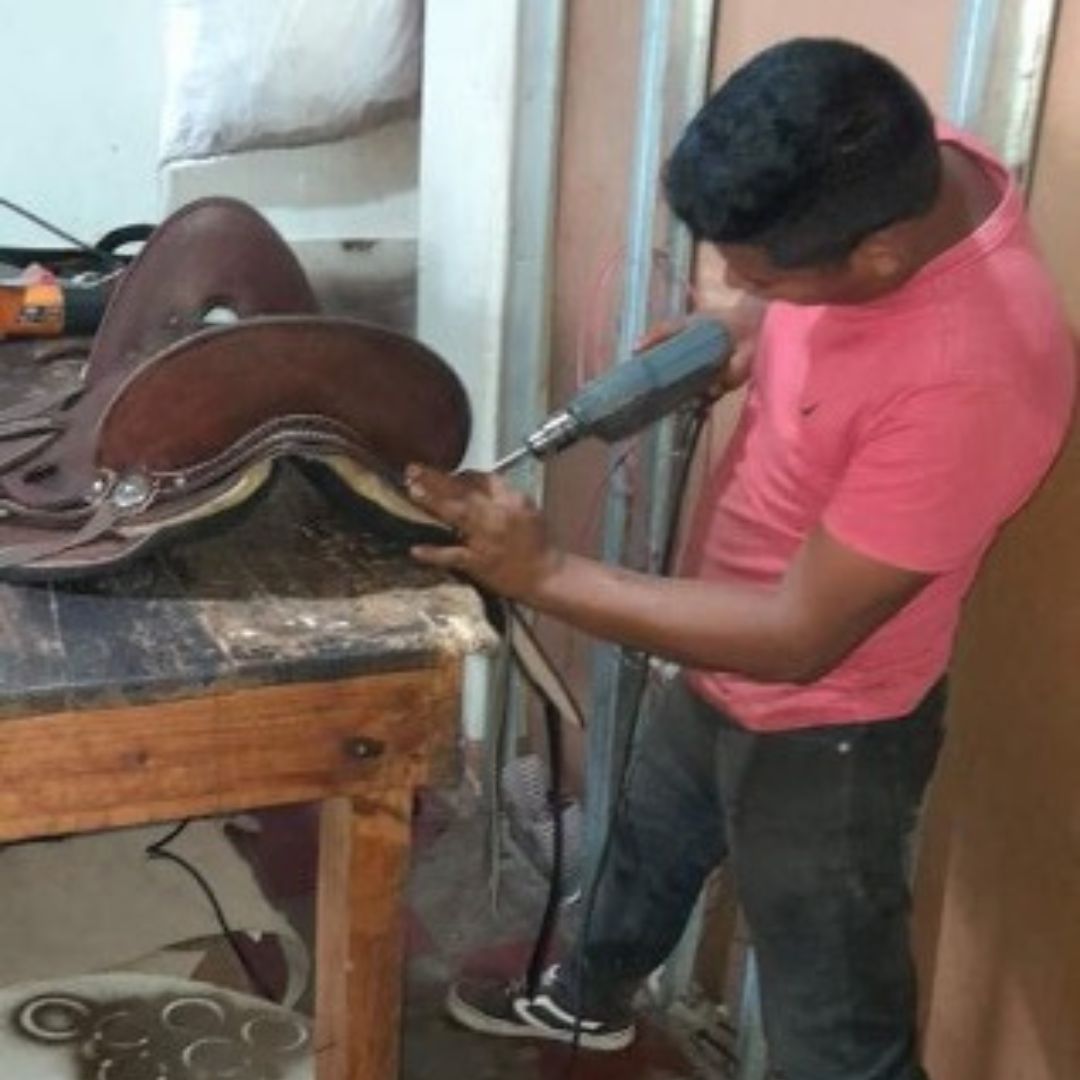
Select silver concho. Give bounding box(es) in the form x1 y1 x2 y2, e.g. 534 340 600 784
109 473 154 511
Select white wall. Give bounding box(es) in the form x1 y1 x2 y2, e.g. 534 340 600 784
418 0 569 741
1 0 166 246
418 0 523 741
417 0 521 471
161 120 419 244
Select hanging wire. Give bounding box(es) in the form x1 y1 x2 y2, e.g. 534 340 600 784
145 821 279 1003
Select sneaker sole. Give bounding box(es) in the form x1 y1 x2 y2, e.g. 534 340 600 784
445 984 635 1052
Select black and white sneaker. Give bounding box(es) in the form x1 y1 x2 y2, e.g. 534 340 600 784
445 966 635 1052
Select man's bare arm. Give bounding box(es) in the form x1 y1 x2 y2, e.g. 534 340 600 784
406 468 928 683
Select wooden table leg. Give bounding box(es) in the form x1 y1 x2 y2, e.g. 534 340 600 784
314 785 414 1080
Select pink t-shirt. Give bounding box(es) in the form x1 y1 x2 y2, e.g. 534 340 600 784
686 128 1076 731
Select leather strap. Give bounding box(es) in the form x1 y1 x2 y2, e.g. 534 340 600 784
0 500 121 569
506 608 585 730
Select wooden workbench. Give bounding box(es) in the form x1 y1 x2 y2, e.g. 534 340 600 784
0 466 497 1080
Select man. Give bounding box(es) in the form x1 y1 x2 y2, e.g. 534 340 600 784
406 39 1075 1080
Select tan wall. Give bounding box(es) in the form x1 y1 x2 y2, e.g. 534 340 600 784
536 0 646 781
711 0 958 103
913 3 1080 1077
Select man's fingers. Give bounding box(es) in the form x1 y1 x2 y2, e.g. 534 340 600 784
406 464 493 501
406 463 457 499
410 544 474 572
409 489 469 531
407 464 523 535
405 465 472 524
635 319 685 352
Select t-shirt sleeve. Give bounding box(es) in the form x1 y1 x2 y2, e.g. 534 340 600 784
823 382 1046 573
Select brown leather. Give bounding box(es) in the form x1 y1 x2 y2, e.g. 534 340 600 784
0 197 320 491
85 197 318 383
0 198 468 578
99 318 467 474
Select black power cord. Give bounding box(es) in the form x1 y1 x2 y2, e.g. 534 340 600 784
0 196 127 270
145 820 279 1003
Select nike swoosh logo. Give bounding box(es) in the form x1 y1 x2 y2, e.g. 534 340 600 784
800 402 821 416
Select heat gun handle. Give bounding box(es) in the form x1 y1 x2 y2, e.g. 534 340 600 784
567 319 734 444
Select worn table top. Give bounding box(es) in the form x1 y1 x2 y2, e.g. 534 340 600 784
0 465 496 719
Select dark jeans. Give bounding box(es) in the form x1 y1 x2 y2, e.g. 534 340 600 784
559 675 946 1080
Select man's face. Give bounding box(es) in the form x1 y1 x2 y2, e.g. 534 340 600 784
716 242 874 305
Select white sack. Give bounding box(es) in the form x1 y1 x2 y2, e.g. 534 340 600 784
160 0 422 164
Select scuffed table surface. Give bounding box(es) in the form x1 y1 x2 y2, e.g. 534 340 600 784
0 465 497 719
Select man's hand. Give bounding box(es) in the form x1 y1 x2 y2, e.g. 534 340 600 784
640 295 764 397
713 293 765 391
405 465 562 600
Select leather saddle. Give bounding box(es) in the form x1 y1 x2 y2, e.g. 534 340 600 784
0 197 468 579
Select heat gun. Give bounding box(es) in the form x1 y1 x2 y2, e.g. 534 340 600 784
492 319 734 472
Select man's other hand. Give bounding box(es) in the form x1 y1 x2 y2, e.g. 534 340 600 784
638 295 763 397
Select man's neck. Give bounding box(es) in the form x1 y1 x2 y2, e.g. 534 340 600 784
908 144 1002 268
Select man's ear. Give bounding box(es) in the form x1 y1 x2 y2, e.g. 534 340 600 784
848 232 904 282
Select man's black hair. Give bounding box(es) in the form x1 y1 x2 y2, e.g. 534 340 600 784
664 38 942 267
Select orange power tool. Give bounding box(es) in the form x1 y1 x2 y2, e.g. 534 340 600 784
0 271 113 339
